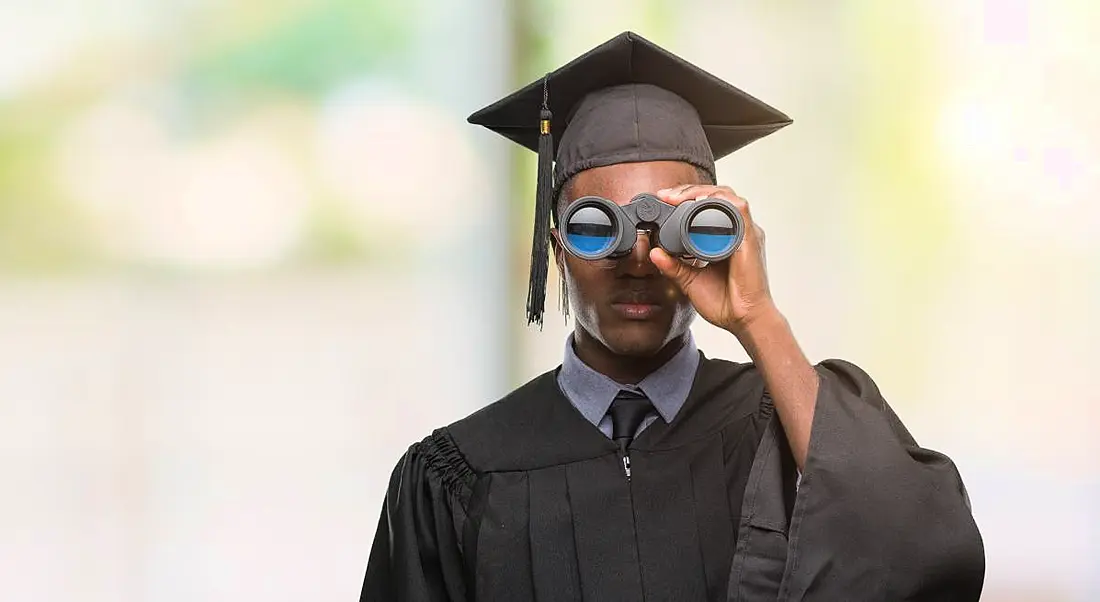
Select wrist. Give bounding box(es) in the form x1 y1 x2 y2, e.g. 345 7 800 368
724 301 783 338
728 305 789 357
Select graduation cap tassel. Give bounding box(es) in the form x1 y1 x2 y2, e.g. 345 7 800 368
526 77 554 327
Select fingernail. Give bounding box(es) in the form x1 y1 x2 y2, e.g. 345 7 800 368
656 188 670 195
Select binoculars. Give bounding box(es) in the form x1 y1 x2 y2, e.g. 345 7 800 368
559 193 745 261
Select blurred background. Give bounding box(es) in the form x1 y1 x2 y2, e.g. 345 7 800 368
0 0 1096 600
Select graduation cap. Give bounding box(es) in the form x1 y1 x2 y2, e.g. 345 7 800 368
468 31 792 327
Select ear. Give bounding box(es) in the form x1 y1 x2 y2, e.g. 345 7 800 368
549 227 572 319
549 227 566 276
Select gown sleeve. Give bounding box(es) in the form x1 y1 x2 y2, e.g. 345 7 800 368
361 430 474 602
780 359 985 601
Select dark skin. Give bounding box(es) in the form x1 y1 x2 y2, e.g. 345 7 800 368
551 161 702 384
552 160 819 469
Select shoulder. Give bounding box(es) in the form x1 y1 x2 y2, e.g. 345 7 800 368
445 369 561 441
690 353 777 427
697 352 761 386
402 428 477 495
694 352 770 407
396 369 564 475
382 426 479 512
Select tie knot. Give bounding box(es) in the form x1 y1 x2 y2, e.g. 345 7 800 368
609 390 654 445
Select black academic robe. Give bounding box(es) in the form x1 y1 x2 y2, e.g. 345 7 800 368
361 355 985 601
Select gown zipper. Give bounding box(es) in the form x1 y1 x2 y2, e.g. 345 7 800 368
618 442 632 480
621 441 645 597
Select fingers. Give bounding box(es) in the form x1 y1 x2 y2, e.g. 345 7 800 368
648 247 702 294
655 184 704 207
656 185 755 228
655 183 698 199
657 184 737 202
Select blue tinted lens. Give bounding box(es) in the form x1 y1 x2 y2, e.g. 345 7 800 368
687 208 735 256
566 206 615 256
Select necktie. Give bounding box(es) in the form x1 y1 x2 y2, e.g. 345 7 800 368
609 389 655 446
609 390 654 479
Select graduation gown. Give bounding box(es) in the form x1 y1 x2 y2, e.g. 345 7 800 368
361 355 985 601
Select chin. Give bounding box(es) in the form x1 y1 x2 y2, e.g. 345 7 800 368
599 324 674 357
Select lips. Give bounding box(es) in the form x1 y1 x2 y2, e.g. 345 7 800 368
612 303 661 319
609 290 664 320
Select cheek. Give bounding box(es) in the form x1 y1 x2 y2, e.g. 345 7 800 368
563 259 616 301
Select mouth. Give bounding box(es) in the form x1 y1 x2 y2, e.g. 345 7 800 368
611 302 662 320
609 292 664 320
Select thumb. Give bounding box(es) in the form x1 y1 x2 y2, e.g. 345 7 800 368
649 248 699 294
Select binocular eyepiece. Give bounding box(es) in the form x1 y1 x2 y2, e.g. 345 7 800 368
559 193 745 262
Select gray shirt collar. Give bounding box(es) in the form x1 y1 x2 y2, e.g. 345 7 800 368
557 332 700 431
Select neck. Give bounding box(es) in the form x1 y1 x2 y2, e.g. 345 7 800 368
573 328 688 385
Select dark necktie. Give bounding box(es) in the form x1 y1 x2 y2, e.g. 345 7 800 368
609 389 654 448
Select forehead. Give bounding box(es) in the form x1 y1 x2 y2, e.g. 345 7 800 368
567 161 702 205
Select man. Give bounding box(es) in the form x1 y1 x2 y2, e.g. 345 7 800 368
361 32 985 601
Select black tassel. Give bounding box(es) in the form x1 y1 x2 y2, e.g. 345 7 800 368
527 79 554 327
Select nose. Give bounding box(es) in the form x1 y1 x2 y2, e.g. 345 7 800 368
622 229 658 276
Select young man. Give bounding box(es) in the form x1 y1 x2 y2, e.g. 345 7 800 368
361 32 984 601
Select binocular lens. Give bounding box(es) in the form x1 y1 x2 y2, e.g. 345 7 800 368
686 207 737 257
565 206 616 256
560 195 743 261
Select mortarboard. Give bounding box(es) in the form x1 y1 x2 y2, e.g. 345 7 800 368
468 31 792 327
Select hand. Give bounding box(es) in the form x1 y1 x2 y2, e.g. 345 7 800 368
650 184 778 335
